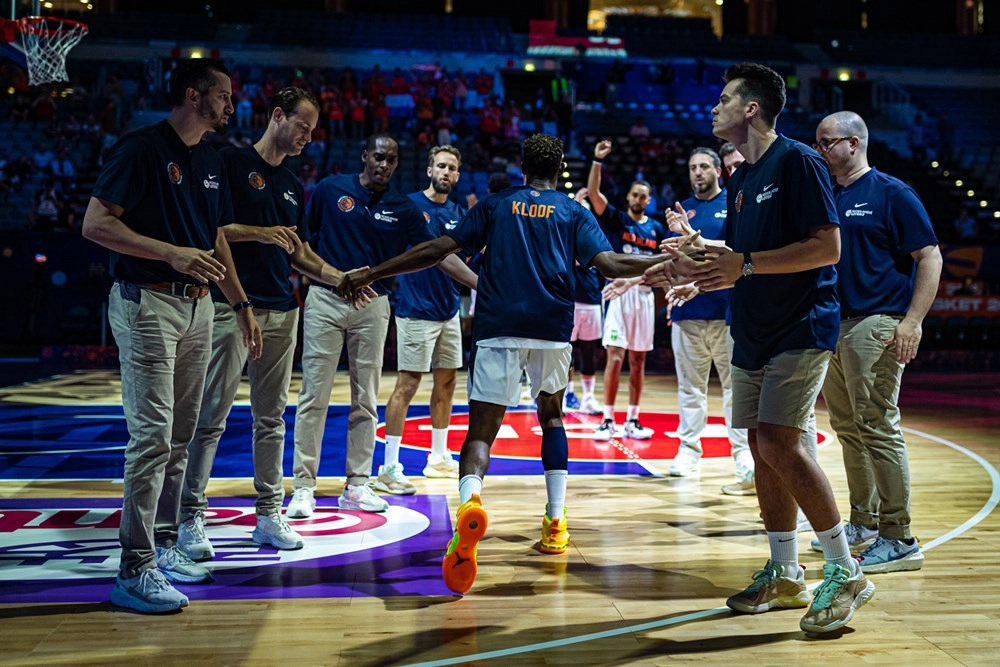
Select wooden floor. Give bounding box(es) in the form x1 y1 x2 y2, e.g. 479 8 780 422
1 371 999 666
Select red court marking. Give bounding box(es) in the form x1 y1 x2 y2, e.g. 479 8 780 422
377 411 828 461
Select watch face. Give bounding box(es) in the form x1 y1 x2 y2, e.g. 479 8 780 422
742 263 754 277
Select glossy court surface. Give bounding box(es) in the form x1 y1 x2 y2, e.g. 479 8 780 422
1 369 998 666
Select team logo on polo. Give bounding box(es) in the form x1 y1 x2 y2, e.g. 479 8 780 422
735 190 743 212
248 171 266 190
338 195 355 212
687 209 697 219
167 162 183 185
423 211 431 222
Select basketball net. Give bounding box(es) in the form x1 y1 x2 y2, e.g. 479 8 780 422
16 17 89 87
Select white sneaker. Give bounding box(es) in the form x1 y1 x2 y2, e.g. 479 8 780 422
669 447 701 477
579 396 603 415
178 510 214 561
796 509 813 533
593 418 617 441
734 451 755 480
623 418 654 439
423 453 460 478
373 462 417 495
287 487 316 519
339 483 389 512
252 512 304 550
155 545 213 584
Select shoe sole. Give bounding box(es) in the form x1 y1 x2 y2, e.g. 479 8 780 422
592 431 615 441
252 528 304 550
799 579 876 633
423 468 460 479
338 498 388 512
539 538 569 554
372 480 417 496
721 485 756 496
286 505 315 519
177 543 214 562
727 591 811 614
669 467 699 477
860 550 924 574
111 586 188 614
157 567 214 585
625 432 653 440
442 505 488 594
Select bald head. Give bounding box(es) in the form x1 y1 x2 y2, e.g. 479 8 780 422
820 111 869 152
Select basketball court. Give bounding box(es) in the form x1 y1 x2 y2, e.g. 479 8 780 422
1 369 998 666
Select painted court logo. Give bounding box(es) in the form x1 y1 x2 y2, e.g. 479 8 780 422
0 497 452 601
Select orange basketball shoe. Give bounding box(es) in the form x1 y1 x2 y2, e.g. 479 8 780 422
442 494 489 594
540 509 570 554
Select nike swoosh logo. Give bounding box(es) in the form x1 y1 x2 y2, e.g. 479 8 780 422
763 183 775 192
207 174 217 180
831 530 843 540
779 538 795 543
854 202 867 207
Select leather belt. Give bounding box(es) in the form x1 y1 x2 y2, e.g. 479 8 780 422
140 281 210 299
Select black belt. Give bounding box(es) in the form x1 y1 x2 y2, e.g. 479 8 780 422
139 281 210 299
841 311 905 321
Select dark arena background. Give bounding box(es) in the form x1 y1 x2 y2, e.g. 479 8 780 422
1 1 998 665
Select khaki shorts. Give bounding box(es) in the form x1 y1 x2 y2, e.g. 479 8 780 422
396 313 463 372
731 348 831 430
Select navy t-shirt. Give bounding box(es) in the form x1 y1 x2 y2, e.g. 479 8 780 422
305 174 433 295
92 120 234 284
725 135 840 371
597 203 666 258
447 185 612 343
208 145 306 311
834 168 938 316
670 189 730 322
394 191 466 321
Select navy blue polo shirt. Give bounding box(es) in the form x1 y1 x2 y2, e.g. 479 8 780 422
670 189 730 322
725 135 840 371
394 191 466 321
597 202 666 258
574 262 602 305
447 185 612 343
92 120 234 284
834 168 938 317
208 145 306 311
305 174 432 295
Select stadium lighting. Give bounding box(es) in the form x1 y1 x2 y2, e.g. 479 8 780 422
955 180 963 187
930 161 939 168
524 63 536 72
980 201 988 207
967 190 975 197
564 182 573 189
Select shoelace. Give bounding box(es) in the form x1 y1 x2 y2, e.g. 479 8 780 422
811 563 849 609
139 569 172 593
267 513 293 533
746 559 783 592
187 513 207 542
292 488 311 502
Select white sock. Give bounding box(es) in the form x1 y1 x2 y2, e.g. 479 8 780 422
544 470 568 518
431 428 449 458
384 435 402 467
458 474 483 505
566 378 575 394
603 405 615 421
815 522 859 573
581 375 595 399
767 530 800 577
627 404 639 421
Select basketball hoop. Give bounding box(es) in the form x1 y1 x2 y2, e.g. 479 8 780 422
15 16 89 87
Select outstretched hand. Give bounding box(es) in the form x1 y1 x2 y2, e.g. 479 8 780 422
665 201 696 236
602 277 635 301
337 267 379 309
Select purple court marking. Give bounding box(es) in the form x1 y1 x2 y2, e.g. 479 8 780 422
0 495 456 603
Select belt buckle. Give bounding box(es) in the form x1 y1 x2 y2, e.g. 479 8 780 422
171 282 203 299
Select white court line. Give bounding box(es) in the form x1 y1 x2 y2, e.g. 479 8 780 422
404 424 1000 667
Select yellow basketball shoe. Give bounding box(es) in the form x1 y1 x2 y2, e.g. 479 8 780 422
540 509 570 554
442 494 488 594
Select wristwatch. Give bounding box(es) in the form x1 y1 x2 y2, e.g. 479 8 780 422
741 252 755 278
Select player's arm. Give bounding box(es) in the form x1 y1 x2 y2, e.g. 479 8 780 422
691 224 840 292
82 196 225 283
222 223 303 254
889 244 943 364
212 228 263 359
591 249 683 281
290 242 377 307
339 235 462 302
439 253 478 291
587 140 612 216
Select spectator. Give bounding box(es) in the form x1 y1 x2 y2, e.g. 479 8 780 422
630 117 650 140
954 208 977 241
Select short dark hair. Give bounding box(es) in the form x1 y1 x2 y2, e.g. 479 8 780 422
487 173 511 194
630 180 652 193
522 133 563 181
690 146 721 168
719 142 738 159
365 131 397 153
268 86 318 119
168 58 229 108
724 62 786 127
